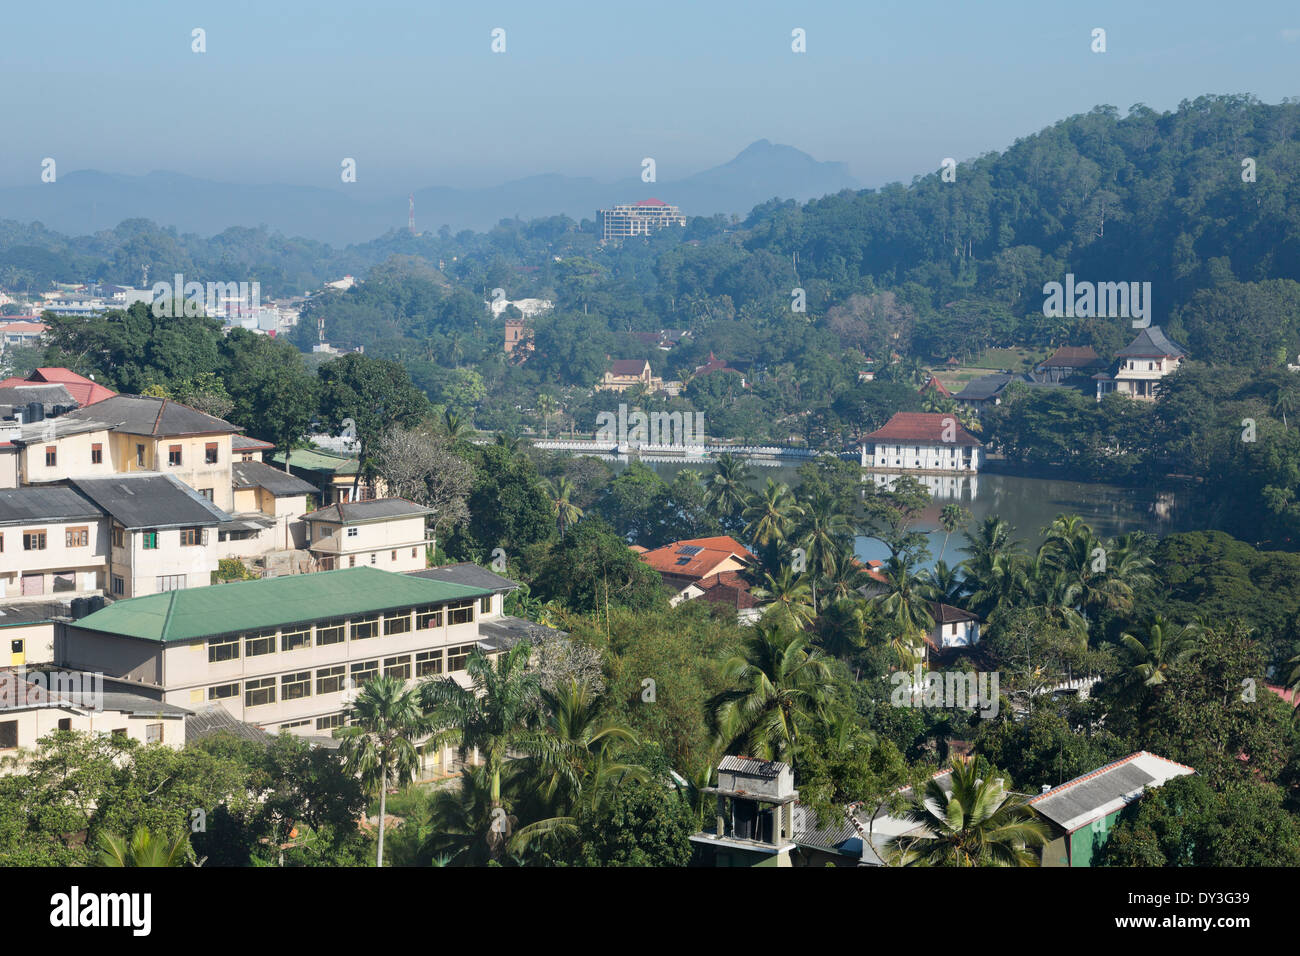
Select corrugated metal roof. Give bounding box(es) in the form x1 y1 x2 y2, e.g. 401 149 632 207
70 474 230 529
71 565 492 642
60 394 240 437
0 486 101 525
185 704 273 746
1028 751 1195 831
409 563 518 591
305 498 431 524
718 755 788 777
232 460 318 496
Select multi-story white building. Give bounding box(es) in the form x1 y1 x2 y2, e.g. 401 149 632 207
1093 326 1188 402
861 412 985 473
599 199 686 241
0 486 106 601
303 499 432 572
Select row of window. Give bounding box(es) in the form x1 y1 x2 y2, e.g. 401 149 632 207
39 442 221 469
208 646 477 708
0 719 164 749
205 602 481 663
109 526 207 549
2 527 90 552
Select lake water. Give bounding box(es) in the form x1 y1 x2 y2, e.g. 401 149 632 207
619 459 1194 569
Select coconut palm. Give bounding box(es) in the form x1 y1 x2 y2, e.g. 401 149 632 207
705 453 754 526
1119 615 1197 689
937 504 971 561
1273 382 1300 430
97 826 190 867
741 479 804 554
710 623 838 764
815 597 875 661
872 554 936 654
793 491 852 610
752 565 816 632
495 430 524 454
888 757 1048 867
419 642 542 816
537 393 557 438
922 559 966 606
960 517 1029 618
336 674 429 867
538 476 583 538
819 545 869 606
442 408 471 441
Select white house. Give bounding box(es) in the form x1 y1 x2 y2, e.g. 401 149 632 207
862 413 984 473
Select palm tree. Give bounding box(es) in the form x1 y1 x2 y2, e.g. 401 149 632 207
442 408 470 441
752 565 816 631
922 559 966 606
1274 382 1300 430
419 642 542 816
794 491 851 610
710 622 837 763
97 826 190 867
705 453 754 527
960 516 1029 618
538 476 583 538
819 546 868 606
1119 615 1197 689
937 504 971 561
510 680 647 854
741 479 803 554
872 554 936 657
537 393 557 438
336 674 429 867
888 757 1048 866
815 597 874 662
495 430 523 454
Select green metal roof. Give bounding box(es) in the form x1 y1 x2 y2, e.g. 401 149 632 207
71 566 490 643
270 448 360 475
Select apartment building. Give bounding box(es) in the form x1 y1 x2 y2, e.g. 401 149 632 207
599 199 686 241
230 460 318 553
303 498 432 572
56 566 503 740
68 474 225 598
0 486 107 601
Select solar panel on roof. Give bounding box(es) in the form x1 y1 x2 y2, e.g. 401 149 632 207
678 545 703 555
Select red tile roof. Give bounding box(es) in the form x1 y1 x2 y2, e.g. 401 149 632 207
638 536 756 580
608 359 651 377
864 412 982 447
698 571 760 609
0 367 116 407
919 377 952 398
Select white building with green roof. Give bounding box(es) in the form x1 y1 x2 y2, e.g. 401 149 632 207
55 565 507 740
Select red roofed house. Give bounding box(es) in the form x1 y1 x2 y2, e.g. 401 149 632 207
918 376 952 399
696 570 763 625
637 536 757 606
0 368 116 408
861 412 984 473
0 320 46 351
693 352 745 385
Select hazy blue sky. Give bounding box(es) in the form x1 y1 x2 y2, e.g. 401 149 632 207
3 0 1297 193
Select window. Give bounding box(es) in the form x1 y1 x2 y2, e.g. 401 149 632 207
141 530 158 550
346 527 359 538
416 606 443 629
91 443 103 465
411 548 417 558
44 446 56 467
316 713 346 731
391 550 397 561
205 442 218 464
240 452 253 462
384 655 411 681
157 574 186 591
369 553 376 565
383 611 411 636
349 556 356 568
350 615 379 640
244 677 276 707
208 635 240 663
179 527 202 547
57 718 72 732
278 719 310 730
136 444 145 467
480 595 492 614
281 671 311 701
315 618 345 646
146 723 163 744
22 530 46 551
0 720 16 750
244 630 276 657
349 659 379 687
415 650 444 677
280 626 311 652
112 526 124 548
316 665 346 695
199 488 214 501
65 527 89 548
208 682 239 700
449 601 475 626
112 575 125 596
168 445 182 466
447 644 475 672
